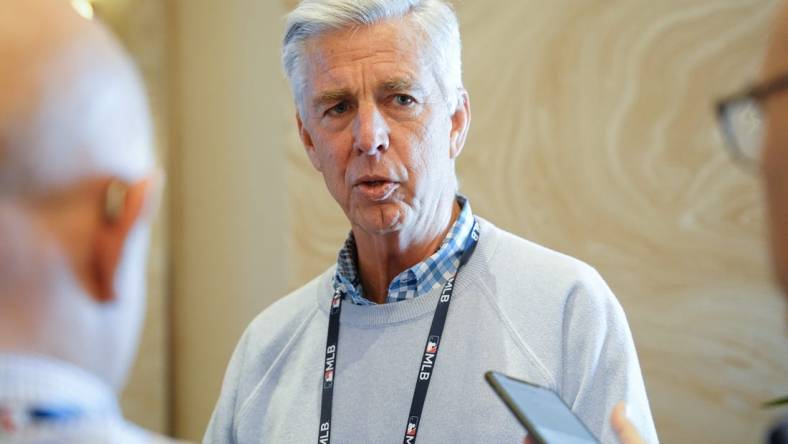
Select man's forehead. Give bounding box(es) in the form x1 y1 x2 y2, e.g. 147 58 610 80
304 53 431 105
314 74 422 93
309 75 425 107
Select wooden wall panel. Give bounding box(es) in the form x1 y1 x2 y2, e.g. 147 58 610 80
285 1 788 443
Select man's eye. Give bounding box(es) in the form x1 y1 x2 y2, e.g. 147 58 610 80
328 102 350 115
394 95 415 106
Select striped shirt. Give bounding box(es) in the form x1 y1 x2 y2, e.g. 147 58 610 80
333 196 475 305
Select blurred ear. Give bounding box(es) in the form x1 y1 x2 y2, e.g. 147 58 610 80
92 172 162 303
297 111 323 172
449 89 471 160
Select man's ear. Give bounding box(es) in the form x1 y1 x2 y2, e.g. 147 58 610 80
297 111 322 172
92 173 161 303
449 89 471 160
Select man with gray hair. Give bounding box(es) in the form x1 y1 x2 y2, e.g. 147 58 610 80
0 0 170 442
206 1 658 443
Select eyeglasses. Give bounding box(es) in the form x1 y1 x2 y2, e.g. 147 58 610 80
716 73 788 170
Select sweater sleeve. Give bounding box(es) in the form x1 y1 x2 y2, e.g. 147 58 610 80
559 267 659 444
203 327 251 444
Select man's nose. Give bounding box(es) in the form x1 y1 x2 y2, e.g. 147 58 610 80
352 102 390 156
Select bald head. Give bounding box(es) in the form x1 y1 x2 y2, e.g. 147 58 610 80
0 0 153 195
0 0 158 389
761 1 788 295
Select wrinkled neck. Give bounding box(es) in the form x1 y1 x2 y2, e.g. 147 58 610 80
353 198 460 304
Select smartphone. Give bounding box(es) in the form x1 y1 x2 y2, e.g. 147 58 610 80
485 371 601 444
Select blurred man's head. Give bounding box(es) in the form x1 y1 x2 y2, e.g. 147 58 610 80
762 2 788 296
0 0 159 390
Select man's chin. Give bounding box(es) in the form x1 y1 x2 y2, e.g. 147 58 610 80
351 204 405 236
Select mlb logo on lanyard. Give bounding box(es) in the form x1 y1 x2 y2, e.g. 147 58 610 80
406 416 419 436
323 343 337 389
425 336 439 354
318 220 480 444
330 291 341 314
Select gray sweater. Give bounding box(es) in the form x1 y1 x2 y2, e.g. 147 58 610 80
205 218 658 444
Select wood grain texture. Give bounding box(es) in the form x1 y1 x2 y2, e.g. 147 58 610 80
285 1 788 442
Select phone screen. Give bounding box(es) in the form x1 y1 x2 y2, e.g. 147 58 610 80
486 371 600 444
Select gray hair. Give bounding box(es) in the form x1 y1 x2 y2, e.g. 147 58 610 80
282 0 463 114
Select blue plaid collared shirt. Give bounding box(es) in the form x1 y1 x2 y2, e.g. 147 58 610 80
333 196 475 305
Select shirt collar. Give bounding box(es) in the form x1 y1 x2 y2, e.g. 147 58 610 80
0 353 121 433
334 196 475 305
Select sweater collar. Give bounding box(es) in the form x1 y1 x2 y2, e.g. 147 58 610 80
317 216 498 328
333 195 475 306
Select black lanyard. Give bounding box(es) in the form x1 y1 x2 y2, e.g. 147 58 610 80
318 220 480 444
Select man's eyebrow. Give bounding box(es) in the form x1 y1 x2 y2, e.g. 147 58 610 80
311 79 424 108
313 88 352 108
381 78 423 93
